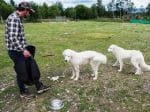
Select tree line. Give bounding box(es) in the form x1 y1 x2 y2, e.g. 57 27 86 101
0 0 150 22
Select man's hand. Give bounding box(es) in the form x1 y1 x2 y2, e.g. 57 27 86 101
23 50 31 58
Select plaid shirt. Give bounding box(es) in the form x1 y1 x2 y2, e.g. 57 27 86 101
5 12 27 51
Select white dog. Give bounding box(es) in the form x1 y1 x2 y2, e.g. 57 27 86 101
63 49 107 80
108 44 150 74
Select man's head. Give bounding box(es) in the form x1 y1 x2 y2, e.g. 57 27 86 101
16 2 35 17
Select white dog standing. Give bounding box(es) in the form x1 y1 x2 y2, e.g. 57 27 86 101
63 49 107 80
108 44 150 74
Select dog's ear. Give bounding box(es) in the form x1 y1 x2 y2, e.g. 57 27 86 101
62 49 68 56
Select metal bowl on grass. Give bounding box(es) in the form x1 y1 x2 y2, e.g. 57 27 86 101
49 99 64 110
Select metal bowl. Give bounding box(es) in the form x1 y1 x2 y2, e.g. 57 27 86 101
49 99 64 110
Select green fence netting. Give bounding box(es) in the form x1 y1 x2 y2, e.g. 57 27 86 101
130 19 150 24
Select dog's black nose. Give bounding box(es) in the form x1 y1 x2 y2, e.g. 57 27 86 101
65 60 67 62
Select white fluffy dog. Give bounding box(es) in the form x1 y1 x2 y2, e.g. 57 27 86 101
63 49 107 80
108 44 150 74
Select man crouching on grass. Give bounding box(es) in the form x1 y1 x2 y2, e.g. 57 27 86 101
5 2 50 98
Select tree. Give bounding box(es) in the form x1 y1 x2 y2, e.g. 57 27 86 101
56 2 64 16
75 5 92 20
96 0 105 17
107 0 115 18
39 3 49 19
27 2 39 22
115 0 134 18
48 5 61 18
127 1 134 13
116 0 121 18
0 0 14 20
64 7 76 19
10 0 15 7
146 3 150 16
91 4 98 18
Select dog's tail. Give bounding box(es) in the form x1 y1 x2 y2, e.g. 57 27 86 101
139 60 150 72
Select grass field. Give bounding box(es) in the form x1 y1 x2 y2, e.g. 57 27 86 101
0 21 150 112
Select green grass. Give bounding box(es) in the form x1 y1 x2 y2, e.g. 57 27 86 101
0 21 150 112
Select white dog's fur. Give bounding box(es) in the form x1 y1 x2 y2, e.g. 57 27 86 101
108 44 150 74
63 49 107 80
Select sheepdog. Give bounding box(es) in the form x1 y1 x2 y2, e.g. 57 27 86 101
108 44 150 74
63 49 107 80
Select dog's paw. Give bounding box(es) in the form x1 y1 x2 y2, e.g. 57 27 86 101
135 69 143 75
93 77 97 80
74 78 78 81
118 69 122 72
112 64 117 67
135 72 141 75
70 76 74 79
135 71 143 75
91 74 95 76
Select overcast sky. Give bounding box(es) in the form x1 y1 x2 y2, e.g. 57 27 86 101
4 0 150 8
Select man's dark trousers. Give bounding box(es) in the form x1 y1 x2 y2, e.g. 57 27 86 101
8 50 42 94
